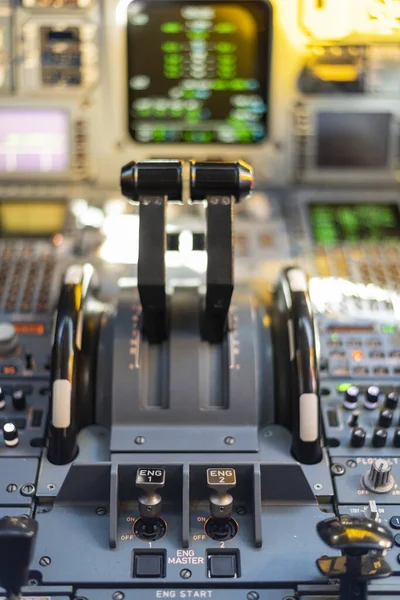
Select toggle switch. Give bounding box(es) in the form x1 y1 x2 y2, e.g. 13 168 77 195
135 468 165 520
207 468 236 520
134 468 167 542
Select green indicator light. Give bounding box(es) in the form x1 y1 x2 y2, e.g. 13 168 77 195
214 22 236 34
337 383 352 393
153 129 166 142
161 22 183 33
217 55 237 64
212 80 226 90
215 41 237 52
164 54 182 64
187 31 209 40
331 333 340 342
381 324 397 334
183 89 195 98
162 41 182 52
230 79 247 90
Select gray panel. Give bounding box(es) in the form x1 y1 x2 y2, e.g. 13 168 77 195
79 591 295 600
0 457 38 506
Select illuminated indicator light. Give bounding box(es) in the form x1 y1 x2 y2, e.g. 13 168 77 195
337 383 352 393
164 54 182 64
313 64 358 82
215 42 237 52
187 32 209 40
213 80 226 90
161 41 182 53
12 323 45 336
351 350 364 363
160 22 183 33
331 333 340 342
382 324 397 334
214 22 237 34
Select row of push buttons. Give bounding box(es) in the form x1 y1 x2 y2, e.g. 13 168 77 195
133 551 239 578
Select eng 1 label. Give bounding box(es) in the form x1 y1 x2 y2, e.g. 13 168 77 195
136 468 166 486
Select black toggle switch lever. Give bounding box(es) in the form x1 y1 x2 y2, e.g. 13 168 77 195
316 515 393 600
0 516 38 599
134 468 167 542
207 468 236 520
190 161 253 343
205 468 238 542
136 467 165 520
121 160 183 344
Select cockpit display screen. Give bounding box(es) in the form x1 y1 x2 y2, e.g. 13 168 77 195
127 1 272 144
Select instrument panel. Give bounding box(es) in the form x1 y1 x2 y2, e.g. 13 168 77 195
0 2 400 599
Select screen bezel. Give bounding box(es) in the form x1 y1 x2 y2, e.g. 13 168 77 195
299 98 400 185
0 106 74 182
126 0 273 145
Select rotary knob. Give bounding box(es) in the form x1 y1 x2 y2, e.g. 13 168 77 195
363 458 395 494
0 323 19 357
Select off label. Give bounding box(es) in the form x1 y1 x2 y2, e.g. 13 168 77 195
136 468 165 485
207 468 236 486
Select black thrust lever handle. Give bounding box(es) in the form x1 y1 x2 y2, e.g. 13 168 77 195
121 160 183 344
190 160 253 344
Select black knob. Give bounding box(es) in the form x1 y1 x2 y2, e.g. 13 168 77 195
363 458 394 493
344 385 359 409
0 387 5 410
373 427 387 448
190 160 253 203
0 516 38 596
386 391 399 410
379 409 393 428
393 428 400 448
2 422 18 447
351 427 366 448
12 389 26 411
349 412 359 427
121 160 183 202
365 386 380 410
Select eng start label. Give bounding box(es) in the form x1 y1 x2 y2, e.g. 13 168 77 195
156 592 212 598
168 549 205 565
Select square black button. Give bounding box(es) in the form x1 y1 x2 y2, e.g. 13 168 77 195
134 553 164 578
208 554 237 578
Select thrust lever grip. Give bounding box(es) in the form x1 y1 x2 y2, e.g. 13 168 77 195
190 161 253 344
120 160 183 344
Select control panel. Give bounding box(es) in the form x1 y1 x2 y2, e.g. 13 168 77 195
1 1 400 599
